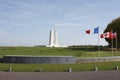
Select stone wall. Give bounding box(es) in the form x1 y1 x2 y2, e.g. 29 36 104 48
3 55 75 64
76 56 120 63
3 55 120 64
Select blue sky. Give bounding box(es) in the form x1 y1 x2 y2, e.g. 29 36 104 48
0 0 120 46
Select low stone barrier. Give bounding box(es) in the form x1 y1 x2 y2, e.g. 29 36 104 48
3 55 75 64
3 55 120 64
76 56 120 63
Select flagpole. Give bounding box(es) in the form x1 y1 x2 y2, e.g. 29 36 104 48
94 27 100 57
98 27 100 57
116 32 117 53
112 36 113 56
111 30 113 56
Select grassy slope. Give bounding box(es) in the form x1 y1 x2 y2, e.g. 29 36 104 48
0 47 78 57
0 47 120 58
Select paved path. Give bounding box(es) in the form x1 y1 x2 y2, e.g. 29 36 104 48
0 70 120 80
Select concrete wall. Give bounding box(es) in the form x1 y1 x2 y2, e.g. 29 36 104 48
0 58 3 62
3 55 120 64
3 55 75 64
76 56 120 63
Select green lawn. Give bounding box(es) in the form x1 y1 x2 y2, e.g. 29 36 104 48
0 47 120 72
0 46 120 58
0 62 120 72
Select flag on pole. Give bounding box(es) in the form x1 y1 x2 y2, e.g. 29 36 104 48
101 31 117 56
100 32 110 38
100 31 116 39
109 31 116 38
86 30 91 34
86 27 99 34
86 27 100 56
94 27 99 34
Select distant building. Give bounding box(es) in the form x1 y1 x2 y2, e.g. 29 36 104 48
47 30 60 47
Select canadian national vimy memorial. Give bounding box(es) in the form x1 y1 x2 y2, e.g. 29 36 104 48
1 0 120 80
47 30 60 47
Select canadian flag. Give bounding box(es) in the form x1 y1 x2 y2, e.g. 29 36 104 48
100 31 116 39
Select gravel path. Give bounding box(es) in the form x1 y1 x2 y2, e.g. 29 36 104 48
0 70 120 80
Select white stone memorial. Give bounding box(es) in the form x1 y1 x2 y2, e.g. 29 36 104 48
47 30 60 47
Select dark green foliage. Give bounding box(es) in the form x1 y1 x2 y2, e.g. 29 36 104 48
104 17 120 48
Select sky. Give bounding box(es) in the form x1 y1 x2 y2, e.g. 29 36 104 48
0 0 120 46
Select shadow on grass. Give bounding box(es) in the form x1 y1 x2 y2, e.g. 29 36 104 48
66 47 98 51
2 69 9 72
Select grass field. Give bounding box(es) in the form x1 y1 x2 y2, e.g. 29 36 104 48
0 46 120 72
0 62 120 72
0 46 120 58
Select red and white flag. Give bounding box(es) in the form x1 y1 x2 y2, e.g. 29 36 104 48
100 31 116 39
100 32 109 38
